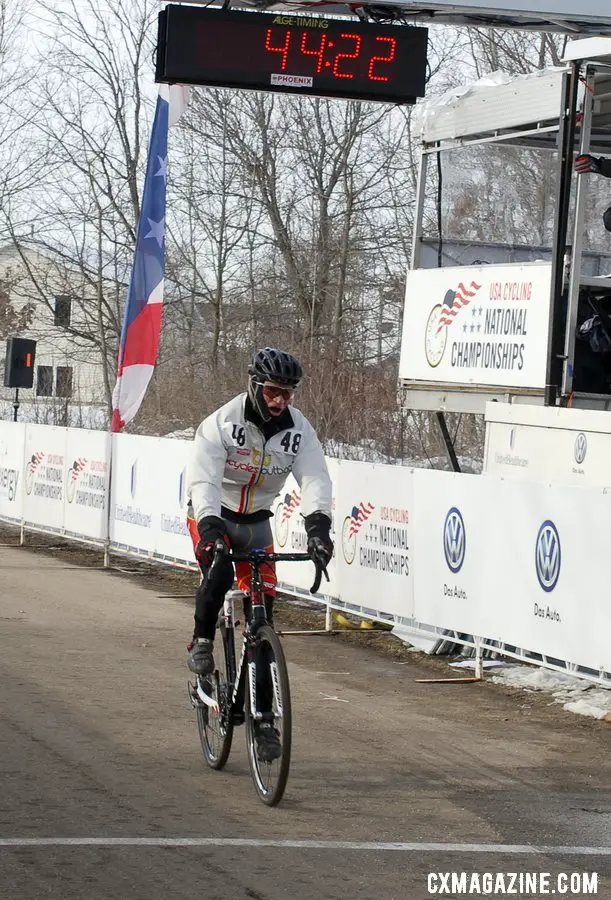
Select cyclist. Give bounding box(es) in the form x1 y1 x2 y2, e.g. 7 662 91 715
186 347 333 760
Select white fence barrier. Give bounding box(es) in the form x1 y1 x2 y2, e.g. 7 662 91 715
1 422 609 684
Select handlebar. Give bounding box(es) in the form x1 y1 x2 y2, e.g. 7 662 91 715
209 538 329 594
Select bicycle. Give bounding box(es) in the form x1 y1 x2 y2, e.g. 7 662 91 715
188 539 328 806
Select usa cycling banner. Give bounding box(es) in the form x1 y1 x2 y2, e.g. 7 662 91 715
399 262 552 390
64 428 111 542
272 459 340 599
22 424 67 533
335 459 414 619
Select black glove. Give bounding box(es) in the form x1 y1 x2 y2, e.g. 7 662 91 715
575 154 603 175
604 206 611 233
304 512 333 565
196 515 228 568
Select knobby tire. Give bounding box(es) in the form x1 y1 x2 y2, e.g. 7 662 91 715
245 624 292 806
197 621 234 770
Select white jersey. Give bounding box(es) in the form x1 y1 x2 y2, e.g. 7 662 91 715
187 393 332 523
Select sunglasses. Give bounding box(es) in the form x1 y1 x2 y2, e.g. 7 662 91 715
262 383 295 401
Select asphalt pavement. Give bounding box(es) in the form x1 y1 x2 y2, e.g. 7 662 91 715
0 545 609 899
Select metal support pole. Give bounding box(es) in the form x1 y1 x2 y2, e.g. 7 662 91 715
104 432 114 568
562 66 595 397
545 64 581 406
436 411 461 473
325 600 331 632
12 388 19 422
474 635 483 680
410 149 429 269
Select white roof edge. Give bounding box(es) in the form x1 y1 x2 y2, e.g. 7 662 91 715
563 37 611 63
485 401 611 431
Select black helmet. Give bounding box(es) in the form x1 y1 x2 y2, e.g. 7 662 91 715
247 347 303 422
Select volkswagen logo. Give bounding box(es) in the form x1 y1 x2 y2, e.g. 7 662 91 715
535 520 561 592
444 507 466 574
574 432 587 465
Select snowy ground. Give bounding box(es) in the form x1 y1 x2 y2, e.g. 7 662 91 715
489 664 611 722
392 627 611 722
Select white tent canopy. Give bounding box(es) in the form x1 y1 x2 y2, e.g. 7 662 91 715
415 39 611 152
223 0 611 34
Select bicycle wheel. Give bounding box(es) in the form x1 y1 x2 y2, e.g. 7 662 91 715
196 622 235 770
245 624 292 806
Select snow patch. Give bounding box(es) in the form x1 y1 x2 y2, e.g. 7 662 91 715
491 665 610 721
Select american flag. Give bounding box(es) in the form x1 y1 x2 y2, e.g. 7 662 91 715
348 501 375 538
281 489 301 523
111 85 189 433
27 452 45 476
437 281 482 333
69 458 87 481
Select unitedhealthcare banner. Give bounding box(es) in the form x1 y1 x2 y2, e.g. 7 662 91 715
0 422 609 678
484 401 611 487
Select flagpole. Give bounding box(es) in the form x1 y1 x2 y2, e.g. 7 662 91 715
104 429 113 568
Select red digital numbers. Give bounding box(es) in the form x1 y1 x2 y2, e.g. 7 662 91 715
368 36 396 82
263 27 398 84
333 33 361 80
265 27 290 71
300 31 328 74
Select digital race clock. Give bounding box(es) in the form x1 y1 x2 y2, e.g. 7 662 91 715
155 5 428 104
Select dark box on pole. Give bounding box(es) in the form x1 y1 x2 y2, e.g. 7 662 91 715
4 337 37 389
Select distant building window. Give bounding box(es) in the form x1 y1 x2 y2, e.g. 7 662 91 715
36 366 53 397
54 295 71 328
55 366 73 398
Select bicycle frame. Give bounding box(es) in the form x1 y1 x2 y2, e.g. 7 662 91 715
194 549 324 722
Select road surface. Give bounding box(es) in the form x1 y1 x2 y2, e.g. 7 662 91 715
0 545 609 898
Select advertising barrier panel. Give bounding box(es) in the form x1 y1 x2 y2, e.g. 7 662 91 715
477 478 611 673
153 437 194 563
484 401 611 487
1 422 608 682
0 421 25 522
414 469 611 673
272 459 340 598
413 468 489 636
22 424 67 532
109 433 157 554
64 428 111 542
336 460 413 619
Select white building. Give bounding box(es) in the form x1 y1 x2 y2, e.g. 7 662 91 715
0 243 116 428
